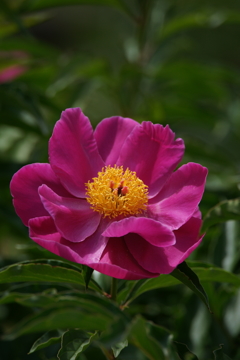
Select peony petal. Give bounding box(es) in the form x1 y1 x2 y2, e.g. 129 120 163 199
94 237 159 280
39 184 101 242
125 217 203 274
148 163 208 230
102 216 176 247
29 216 109 265
94 116 139 165
117 122 185 197
29 216 157 280
49 108 105 197
10 163 72 226
193 207 202 219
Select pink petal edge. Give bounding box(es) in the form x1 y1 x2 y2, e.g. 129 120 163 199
39 184 101 242
117 121 185 198
10 163 72 226
148 163 208 230
29 216 156 280
103 216 176 247
94 116 139 165
49 108 105 198
125 217 203 274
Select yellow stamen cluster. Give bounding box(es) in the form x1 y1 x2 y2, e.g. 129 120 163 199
85 165 148 219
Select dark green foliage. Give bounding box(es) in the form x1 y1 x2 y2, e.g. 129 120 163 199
1 0 240 359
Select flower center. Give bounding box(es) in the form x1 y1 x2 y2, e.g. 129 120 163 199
85 165 148 218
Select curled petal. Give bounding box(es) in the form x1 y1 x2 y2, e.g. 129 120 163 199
94 116 139 165
39 184 101 242
94 237 159 280
148 163 208 230
29 216 109 265
29 216 157 280
10 163 72 226
117 122 185 197
125 217 203 274
49 108 104 198
103 217 176 247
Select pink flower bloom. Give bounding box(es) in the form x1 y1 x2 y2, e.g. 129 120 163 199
0 64 26 84
10 108 207 280
0 50 28 84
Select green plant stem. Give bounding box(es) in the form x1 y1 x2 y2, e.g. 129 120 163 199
111 277 118 301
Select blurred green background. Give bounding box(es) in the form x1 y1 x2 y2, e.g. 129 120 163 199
1 0 240 359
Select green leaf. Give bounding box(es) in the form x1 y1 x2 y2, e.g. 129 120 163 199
3 308 109 340
120 262 240 306
174 341 199 360
3 291 129 341
161 12 212 39
17 292 127 321
147 322 172 351
194 266 240 286
129 317 166 360
97 316 129 348
57 329 97 360
0 13 50 38
202 198 240 231
121 276 180 306
0 259 102 293
81 265 94 289
24 0 123 11
111 339 128 358
0 286 68 305
119 279 149 305
29 330 64 354
161 11 240 41
213 345 232 360
171 262 210 310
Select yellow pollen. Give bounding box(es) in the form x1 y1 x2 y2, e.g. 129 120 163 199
85 165 148 219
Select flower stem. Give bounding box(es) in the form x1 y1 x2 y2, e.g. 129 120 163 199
111 277 118 301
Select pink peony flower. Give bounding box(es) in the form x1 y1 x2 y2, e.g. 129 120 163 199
0 64 26 84
0 51 28 84
10 108 207 280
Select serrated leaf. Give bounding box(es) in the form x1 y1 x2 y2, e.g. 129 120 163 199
57 329 97 360
29 330 64 354
0 259 102 293
171 262 210 310
202 198 240 231
213 345 232 360
174 341 199 360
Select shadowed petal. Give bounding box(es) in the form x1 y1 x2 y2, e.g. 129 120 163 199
148 163 208 230
103 217 176 247
94 116 139 165
29 216 156 280
10 163 72 226
117 122 185 197
29 216 110 264
125 217 203 274
94 237 159 280
49 108 104 197
39 184 100 242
